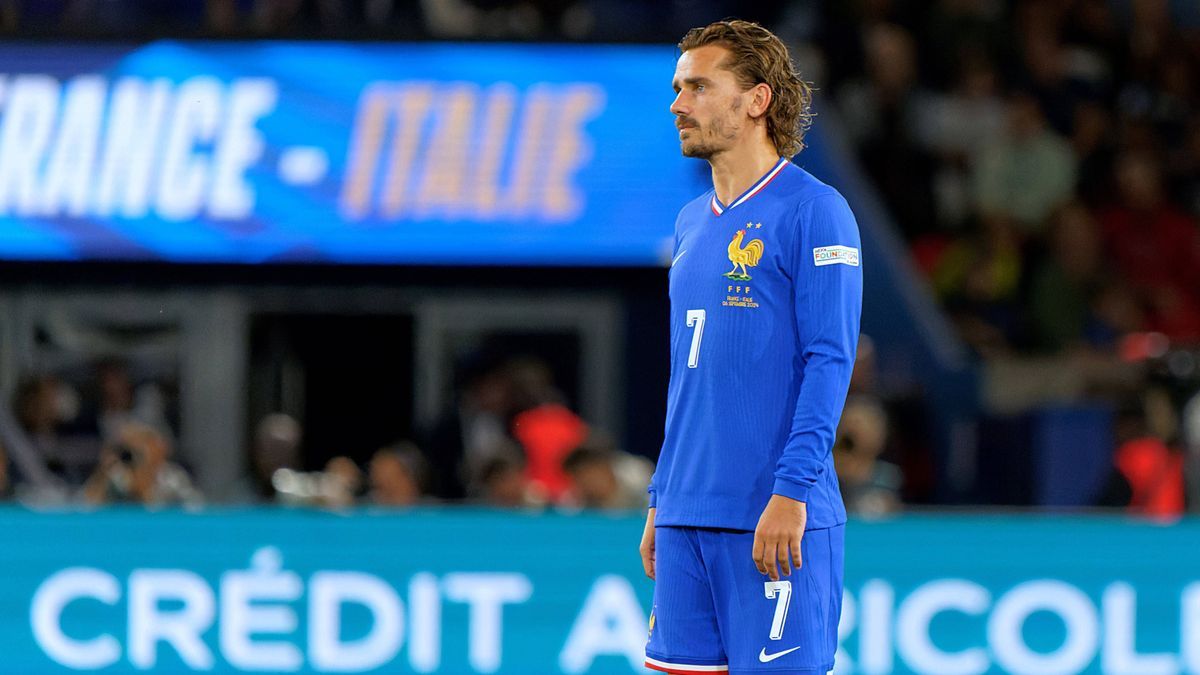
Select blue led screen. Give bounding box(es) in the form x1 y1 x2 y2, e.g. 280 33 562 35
0 43 709 265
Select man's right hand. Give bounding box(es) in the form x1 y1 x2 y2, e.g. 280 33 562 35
639 507 656 580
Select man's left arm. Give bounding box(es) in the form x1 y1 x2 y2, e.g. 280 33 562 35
753 192 863 580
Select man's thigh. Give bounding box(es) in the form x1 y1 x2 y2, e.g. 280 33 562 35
698 525 844 674
645 526 729 673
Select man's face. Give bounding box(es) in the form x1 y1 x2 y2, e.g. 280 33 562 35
671 45 747 159
571 462 618 508
370 456 419 506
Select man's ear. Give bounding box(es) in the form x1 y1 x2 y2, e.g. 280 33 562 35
748 83 772 119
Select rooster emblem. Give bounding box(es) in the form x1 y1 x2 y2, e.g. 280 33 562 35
724 228 764 280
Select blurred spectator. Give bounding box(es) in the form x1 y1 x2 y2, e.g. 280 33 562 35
246 412 303 501
475 451 541 509
834 396 901 516
84 358 173 445
369 443 429 507
424 356 516 499
847 335 939 505
12 374 97 488
1099 389 1187 518
847 334 879 396
93 359 136 441
562 446 620 509
83 422 202 508
1026 202 1106 352
1071 101 1118 206
913 48 1007 230
0 392 65 502
916 0 1010 91
15 375 66 454
1017 17 1094 138
838 23 938 239
972 93 1077 238
934 217 1023 356
508 357 587 501
321 456 363 507
1089 282 1147 346
561 438 652 511
1099 150 1200 341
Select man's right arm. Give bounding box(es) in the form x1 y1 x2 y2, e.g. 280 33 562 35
641 209 686 581
639 507 656 580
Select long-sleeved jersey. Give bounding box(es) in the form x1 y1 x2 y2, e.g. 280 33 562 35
649 157 862 531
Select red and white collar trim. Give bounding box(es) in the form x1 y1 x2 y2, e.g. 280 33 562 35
710 157 788 216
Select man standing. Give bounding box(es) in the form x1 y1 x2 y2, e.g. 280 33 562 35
641 20 862 675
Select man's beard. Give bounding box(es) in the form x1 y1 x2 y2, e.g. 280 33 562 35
682 137 717 159
680 125 721 159
679 115 736 159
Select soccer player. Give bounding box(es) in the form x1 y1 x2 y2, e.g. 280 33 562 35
640 20 862 675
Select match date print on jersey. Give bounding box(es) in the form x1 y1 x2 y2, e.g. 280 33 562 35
723 285 759 308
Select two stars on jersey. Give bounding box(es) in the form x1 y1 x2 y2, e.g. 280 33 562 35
723 222 765 309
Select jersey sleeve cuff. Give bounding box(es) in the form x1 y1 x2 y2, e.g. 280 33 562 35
647 490 657 508
772 477 811 503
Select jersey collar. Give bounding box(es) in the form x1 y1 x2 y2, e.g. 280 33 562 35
710 157 788 216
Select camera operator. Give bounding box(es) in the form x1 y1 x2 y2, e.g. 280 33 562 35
83 422 202 508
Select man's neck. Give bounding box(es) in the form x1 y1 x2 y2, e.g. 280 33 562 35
709 141 782 206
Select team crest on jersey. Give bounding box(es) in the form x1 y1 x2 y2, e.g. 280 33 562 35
721 224 763 309
723 224 764 281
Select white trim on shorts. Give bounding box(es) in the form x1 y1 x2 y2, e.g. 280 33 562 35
644 656 730 673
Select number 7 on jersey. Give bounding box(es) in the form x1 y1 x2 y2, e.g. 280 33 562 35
685 309 706 368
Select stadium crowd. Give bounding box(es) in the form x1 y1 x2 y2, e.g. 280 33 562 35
0 0 1197 515
0 0 787 39
0 356 657 512
819 0 1199 516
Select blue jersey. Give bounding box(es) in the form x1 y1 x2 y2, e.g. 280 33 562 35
649 158 861 531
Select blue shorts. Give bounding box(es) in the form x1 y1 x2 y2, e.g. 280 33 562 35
645 524 844 675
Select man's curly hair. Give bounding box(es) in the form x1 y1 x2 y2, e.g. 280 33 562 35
678 19 814 157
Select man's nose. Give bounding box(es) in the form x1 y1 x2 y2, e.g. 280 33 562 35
670 92 688 116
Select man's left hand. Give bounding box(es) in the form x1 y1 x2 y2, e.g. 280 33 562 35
753 494 807 580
